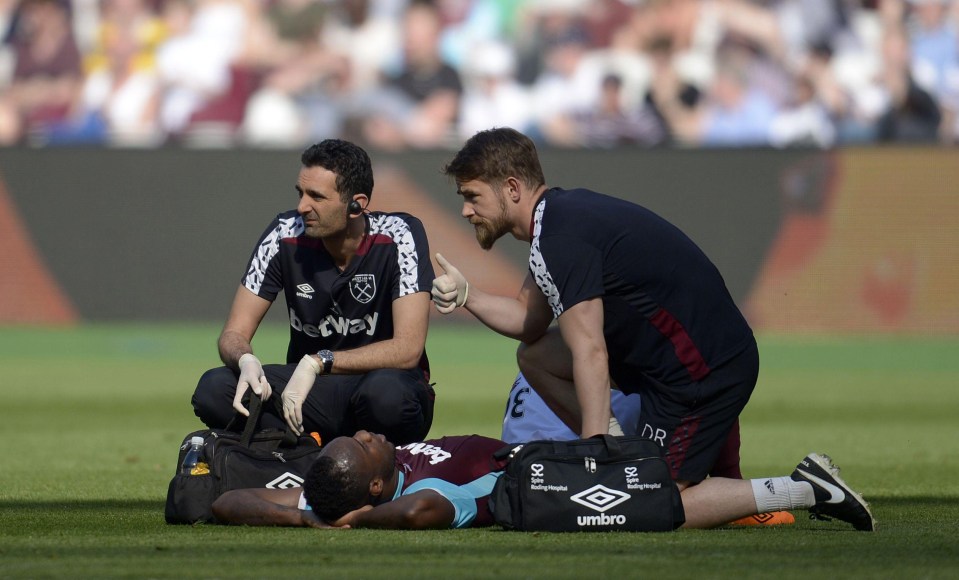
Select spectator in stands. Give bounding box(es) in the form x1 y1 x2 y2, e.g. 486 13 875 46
85 0 166 75
457 39 532 140
768 70 837 148
570 73 664 148
876 23 942 142
154 0 250 143
1 0 958 149
526 20 602 145
639 34 700 147
239 0 340 147
43 21 161 145
321 0 400 94
655 37 780 147
904 0 959 143
354 0 463 150
0 0 81 145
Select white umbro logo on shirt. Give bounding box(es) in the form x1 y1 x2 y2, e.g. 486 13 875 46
296 284 314 300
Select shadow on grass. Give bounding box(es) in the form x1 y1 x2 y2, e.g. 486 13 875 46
0 499 163 511
3 495 957 513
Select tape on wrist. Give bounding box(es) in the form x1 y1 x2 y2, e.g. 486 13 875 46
460 282 469 307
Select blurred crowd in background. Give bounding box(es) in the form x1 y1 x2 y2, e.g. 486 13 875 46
1 0 957 149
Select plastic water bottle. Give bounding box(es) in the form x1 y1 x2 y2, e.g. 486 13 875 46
181 436 205 475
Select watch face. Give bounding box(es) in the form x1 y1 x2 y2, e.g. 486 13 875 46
317 350 334 373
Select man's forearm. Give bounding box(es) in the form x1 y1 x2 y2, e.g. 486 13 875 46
211 490 307 527
558 298 612 437
573 354 613 438
328 338 424 374
347 493 453 530
465 286 547 343
218 330 253 371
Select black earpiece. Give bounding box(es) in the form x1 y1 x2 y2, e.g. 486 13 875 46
348 199 362 216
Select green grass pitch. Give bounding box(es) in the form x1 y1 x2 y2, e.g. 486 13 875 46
1 324 958 579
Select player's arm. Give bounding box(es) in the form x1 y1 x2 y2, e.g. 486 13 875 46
557 297 611 438
465 273 553 344
217 285 272 370
323 290 430 373
219 285 274 415
212 487 328 527
333 489 456 530
434 255 552 343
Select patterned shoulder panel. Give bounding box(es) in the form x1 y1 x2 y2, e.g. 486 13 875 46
243 215 303 295
368 213 423 297
528 199 563 318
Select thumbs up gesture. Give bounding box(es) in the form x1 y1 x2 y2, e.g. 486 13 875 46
431 253 470 314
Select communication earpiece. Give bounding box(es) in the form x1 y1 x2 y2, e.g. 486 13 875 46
348 199 363 216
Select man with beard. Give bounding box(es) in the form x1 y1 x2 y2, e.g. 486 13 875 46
430 128 874 531
192 139 435 445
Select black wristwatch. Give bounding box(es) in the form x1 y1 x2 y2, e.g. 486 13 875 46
316 349 334 375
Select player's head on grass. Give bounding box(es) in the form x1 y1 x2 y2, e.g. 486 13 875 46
303 430 397 522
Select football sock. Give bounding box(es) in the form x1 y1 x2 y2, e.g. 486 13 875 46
750 477 816 513
608 416 624 436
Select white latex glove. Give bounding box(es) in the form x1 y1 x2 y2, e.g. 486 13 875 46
282 354 320 435
233 353 273 417
431 253 469 314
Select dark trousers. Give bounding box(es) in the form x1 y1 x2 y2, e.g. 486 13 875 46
192 365 435 445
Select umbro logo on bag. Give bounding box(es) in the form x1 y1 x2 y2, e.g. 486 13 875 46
570 485 631 513
572 485 631 527
265 472 305 489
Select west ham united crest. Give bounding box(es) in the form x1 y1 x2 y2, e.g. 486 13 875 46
349 274 376 304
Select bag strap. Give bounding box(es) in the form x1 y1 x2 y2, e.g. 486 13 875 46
599 434 623 458
238 396 302 448
550 434 624 458
238 395 266 447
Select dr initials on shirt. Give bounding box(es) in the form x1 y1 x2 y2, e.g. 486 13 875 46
289 308 379 338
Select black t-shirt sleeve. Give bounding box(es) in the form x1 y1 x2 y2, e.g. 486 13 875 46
241 214 295 302
538 233 605 315
399 215 435 299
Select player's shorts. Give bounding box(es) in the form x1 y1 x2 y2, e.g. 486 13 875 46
629 340 759 483
501 372 642 443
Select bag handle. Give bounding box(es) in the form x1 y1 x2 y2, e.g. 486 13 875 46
598 434 623 457
552 434 624 458
238 395 266 447
228 395 298 448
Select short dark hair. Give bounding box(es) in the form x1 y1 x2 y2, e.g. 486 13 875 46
302 455 368 522
300 139 374 203
444 128 545 191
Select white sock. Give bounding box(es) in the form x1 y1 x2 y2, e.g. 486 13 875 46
608 416 624 436
750 477 816 512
